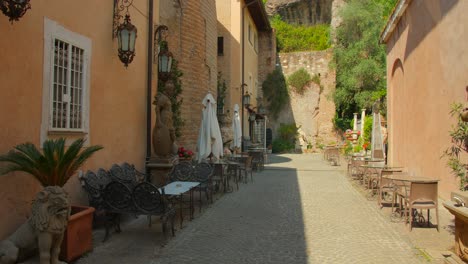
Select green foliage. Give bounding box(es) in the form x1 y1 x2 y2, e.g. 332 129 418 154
158 59 184 138
343 141 353 155
363 115 373 144
353 144 362 153
311 74 321 85
443 103 468 190
272 123 299 153
0 138 103 187
270 15 331 52
332 0 395 123
262 68 289 120
287 68 311 95
272 139 295 153
333 114 352 132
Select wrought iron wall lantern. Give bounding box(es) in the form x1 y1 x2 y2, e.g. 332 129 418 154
243 90 251 108
154 25 173 81
249 112 256 121
0 0 31 22
258 104 267 115
113 0 137 67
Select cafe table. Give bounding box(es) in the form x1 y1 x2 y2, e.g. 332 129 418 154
381 174 439 224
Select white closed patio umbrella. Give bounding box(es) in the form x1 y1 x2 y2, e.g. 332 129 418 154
231 104 242 150
197 93 223 162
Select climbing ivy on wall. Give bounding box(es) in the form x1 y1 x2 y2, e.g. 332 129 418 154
262 68 289 120
157 59 184 138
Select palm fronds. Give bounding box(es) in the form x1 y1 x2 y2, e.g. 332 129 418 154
0 138 103 187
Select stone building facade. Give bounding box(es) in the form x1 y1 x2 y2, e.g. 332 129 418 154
381 0 467 198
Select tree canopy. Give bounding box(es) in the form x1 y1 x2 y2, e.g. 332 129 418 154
332 0 396 130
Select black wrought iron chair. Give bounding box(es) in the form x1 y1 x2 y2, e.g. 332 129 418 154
192 162 214 209
102 181 176 240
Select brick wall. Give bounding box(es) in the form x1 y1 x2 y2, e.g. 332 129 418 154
159 0 217 151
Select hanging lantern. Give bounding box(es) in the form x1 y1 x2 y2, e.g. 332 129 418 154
158 40 173 81
117 14 137 67
249 112 256 121
243 91 251 108
0 0 31 22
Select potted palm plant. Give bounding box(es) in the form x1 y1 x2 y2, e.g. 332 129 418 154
0 137 103 263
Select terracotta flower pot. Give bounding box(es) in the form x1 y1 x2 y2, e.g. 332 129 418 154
60 205 95 262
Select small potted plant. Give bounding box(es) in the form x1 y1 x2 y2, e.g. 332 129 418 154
177 146 194 161
0 137 103 263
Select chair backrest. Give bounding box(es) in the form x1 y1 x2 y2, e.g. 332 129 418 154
103 181 134 212
193 162 213 182
81 169 112 190
409 182 438 205
245 156 253 168
132 182 165 214
169 161 194 181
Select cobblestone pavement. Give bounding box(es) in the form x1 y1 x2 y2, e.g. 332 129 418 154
147 154 425 264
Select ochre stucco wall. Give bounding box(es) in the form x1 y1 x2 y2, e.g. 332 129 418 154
385 0 468 199
0 0 158 239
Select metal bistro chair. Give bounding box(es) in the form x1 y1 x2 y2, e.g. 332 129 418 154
407 181 439 232
192 162 214 211
238 156 253 183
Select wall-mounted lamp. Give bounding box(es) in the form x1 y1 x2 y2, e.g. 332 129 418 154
0 0 31 22
243 91 251 108
258 104 266 115
113 0 137 67
154 25 173 81
249 112 256 121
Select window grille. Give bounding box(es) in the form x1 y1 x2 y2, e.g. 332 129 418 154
51 39 85 131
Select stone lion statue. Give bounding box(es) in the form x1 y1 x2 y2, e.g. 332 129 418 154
0 186 70 264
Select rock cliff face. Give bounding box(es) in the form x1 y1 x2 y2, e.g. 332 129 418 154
265 0 333 25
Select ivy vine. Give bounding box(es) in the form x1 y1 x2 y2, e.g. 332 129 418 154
156 59 184 138
262 68 289 120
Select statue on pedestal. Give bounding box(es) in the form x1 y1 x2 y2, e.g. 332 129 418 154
152 80 177 162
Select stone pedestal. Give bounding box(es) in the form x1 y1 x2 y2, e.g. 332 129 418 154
146 156 176 187
443 191 468 262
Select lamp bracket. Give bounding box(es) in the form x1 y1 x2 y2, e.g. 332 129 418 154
113 0 134 39
154 24 169 62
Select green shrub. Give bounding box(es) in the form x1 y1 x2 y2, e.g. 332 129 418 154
287 68 311 94
272 138 295 153
278 123 299 141
271 15 331 52
272 123 299 153
311 74 321 85
333 114 352 132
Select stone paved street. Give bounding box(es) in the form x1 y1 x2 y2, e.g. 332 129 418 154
75 153 440 264
152 154 425 264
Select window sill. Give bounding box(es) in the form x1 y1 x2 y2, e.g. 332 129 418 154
48 130 88 136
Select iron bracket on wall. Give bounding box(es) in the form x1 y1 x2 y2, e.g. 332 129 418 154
113 0 134 39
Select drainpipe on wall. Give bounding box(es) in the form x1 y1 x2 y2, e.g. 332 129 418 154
145 0 154 175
